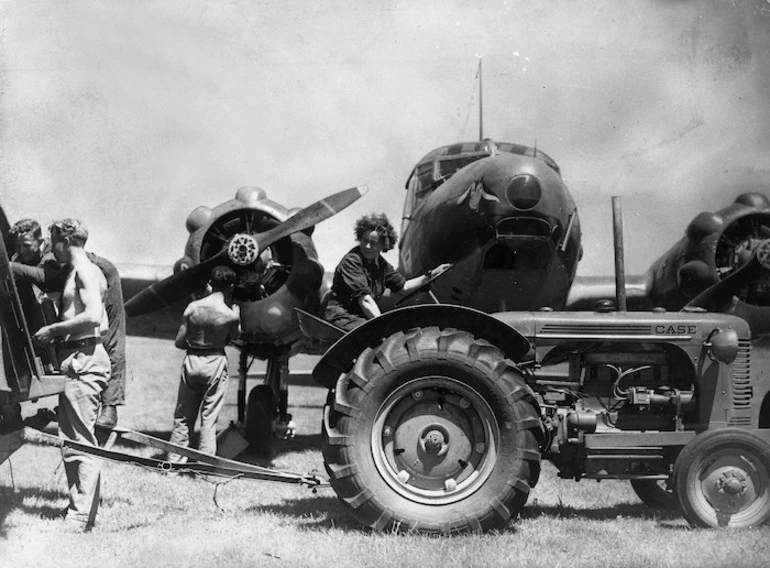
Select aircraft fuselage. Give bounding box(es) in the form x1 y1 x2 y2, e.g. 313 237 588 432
397 141 582 312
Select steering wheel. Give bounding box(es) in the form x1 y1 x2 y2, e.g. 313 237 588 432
395 263 453 306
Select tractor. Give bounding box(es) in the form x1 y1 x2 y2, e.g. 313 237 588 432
300 212 770 534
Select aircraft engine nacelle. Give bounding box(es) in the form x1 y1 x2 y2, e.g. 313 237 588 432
646 192 770 333
175 186 324 350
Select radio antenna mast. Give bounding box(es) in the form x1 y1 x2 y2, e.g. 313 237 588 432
478 56 484 141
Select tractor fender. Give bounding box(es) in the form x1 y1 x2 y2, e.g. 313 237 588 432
312 304 531 389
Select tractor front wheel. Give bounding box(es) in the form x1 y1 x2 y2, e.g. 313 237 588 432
674 428 770 528
322 327 541 534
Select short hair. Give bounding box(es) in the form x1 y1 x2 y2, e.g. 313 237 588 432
210 265 237 291
9 219 42 241
49 218 89 247
354 213 398 252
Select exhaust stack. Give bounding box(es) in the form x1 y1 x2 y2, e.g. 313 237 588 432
612 196 627 312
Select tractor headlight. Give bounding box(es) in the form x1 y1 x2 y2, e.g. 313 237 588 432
707 327 739 364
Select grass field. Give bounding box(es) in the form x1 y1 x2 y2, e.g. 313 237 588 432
1 336 769 568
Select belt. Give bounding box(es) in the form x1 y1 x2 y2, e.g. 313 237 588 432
58 336 102 350
187 346 226 356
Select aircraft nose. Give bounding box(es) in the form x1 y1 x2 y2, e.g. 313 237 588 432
504 174 542 211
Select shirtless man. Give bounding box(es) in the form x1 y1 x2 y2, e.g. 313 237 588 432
167 265 240 462
33 219 110 531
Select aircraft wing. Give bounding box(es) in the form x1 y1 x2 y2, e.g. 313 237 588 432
566 274 652 311
116 263 184 339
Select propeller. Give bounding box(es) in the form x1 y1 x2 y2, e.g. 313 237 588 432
685 239 770 312
125 185 368 316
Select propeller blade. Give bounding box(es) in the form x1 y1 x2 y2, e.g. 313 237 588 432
125 250 226 316
126 185 367 317
255 186 368 251
686 240 770 311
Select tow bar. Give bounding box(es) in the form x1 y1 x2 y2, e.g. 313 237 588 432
20 426 326 489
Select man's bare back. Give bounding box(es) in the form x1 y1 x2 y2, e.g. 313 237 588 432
175 293 240 350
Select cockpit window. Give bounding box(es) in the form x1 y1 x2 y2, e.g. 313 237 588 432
437 154 486 179
414 162 436 198
407 141 562 217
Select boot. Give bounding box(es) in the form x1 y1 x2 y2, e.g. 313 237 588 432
95 405 118 430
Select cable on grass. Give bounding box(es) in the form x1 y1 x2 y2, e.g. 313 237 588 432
156 464 245 513
210 473 243 512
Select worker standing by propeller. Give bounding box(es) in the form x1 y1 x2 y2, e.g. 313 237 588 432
166 265 241 462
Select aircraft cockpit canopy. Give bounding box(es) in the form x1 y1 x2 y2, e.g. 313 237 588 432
402 140 561 228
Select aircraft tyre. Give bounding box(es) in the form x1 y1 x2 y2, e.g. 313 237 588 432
673 428 770 528
245 385 275 456
322 327 541 534
630 479 676 509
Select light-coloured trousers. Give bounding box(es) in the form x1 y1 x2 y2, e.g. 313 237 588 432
57 344 110 526
168 352 228 462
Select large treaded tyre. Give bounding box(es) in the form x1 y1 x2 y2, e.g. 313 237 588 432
673 428 770 528
322 327 541 534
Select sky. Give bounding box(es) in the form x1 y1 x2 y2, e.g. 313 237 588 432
1 0 770 280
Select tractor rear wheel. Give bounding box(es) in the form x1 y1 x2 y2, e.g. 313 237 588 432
673 428 770 528
322 327 541 534
630 479 676 510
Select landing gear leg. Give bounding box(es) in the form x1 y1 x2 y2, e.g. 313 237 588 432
244 347 294 456
275 349 295 440
237 350 249 424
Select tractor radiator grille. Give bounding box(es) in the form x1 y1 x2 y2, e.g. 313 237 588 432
730 340 753 411
540 324 652 335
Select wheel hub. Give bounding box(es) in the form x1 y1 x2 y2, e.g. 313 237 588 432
420 426 449 456
228 233 260 265
699 452 766 518
717 469 748 496
371 376 499 506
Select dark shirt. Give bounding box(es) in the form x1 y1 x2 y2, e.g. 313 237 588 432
328 246 406 318
10 241 66 294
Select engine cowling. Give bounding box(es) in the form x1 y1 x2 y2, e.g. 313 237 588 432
646 193 770 333
177 186 324 352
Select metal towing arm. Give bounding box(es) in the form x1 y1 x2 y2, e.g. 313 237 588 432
18 424 324 488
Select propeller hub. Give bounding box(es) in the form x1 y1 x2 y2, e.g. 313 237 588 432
227 233 260 266
757 240 770 270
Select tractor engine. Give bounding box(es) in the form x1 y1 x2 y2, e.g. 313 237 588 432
532 341 698 476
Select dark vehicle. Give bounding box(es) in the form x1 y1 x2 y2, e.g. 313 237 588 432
0 211 64 418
